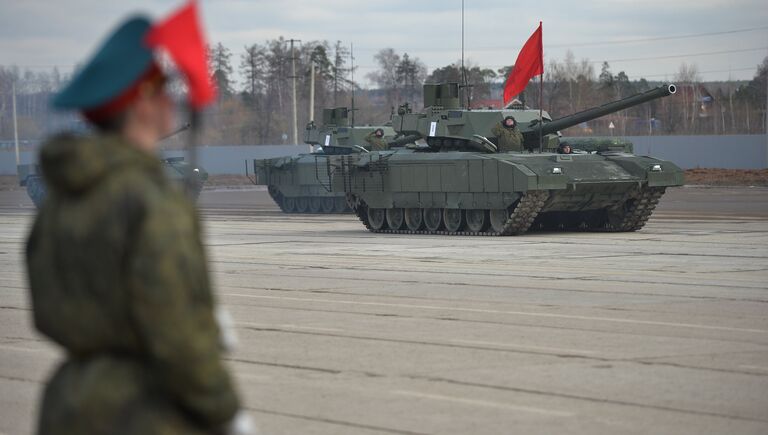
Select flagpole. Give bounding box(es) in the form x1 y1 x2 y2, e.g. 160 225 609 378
538 21 543 153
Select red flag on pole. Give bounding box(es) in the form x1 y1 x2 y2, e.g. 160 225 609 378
145 0 215 109
503 22 543 105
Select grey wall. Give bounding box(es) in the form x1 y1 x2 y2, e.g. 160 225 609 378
626 135 767 170
161 145 308 175
1 144 308 175
2 136 766 175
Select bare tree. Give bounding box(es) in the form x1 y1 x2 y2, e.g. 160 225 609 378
675 62 702 132
367 48 401 107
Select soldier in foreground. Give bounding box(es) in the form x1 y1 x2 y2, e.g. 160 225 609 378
25 12 251 435
491 115 524 152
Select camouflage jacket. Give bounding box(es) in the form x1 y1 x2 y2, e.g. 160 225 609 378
26 133 239 435
364 132 388 151
491 123 524 152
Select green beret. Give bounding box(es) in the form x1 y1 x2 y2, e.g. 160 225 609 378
53 16 154 111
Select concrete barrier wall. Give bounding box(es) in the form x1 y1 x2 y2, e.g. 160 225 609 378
161 145 308 175
1 144 308 175
2 136 766 175
625 135 767 170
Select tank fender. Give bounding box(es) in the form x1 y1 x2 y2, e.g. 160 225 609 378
498 160 538 192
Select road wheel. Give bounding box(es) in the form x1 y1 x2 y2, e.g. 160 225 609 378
386 208 405 230
367 208 387 230
489 208 509 233
404 208 423 230
309 197 323 213
296 197 310 213
334 197 349 213
282 197 297 213
321 197 335 213
443 208 464 232
465 209 489 232
424 208 443 232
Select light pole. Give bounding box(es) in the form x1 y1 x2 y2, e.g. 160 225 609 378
13 82 20 166
288 38 301 145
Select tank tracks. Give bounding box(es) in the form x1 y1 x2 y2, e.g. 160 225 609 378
267 186 350 214
600 186 666 232
531 186 666 233
25 176 47 209
350 191 549 236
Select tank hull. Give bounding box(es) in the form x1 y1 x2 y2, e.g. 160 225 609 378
18 159 207 208
328 149 683 235
252 154 352 214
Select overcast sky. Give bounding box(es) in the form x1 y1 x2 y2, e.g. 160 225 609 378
1 0 767 87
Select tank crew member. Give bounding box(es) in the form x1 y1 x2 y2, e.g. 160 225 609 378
365 128 389 151
491 115 524 152
557 142 573 154
26 13 251 435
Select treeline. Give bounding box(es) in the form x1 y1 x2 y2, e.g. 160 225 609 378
0 66 76 147
523 53 768 137
1 42 766 147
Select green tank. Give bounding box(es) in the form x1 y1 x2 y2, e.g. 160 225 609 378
324 83 683 236
249 107 396 213
17 124 207 208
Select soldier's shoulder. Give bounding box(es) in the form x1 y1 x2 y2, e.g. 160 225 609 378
102 162 190 219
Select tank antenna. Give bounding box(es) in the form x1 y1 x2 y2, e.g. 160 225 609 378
461 0 471 108
350 42 356 127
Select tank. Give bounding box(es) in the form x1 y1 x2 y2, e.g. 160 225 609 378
323 83 684 236
17 123 207 208
249 107 396 213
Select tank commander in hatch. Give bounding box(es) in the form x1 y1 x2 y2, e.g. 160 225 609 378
365 128 389 151
491 115 524 152
25 10 253 435
558 142 573 154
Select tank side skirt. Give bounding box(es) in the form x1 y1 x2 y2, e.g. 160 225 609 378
348 191 548 236
348 185 666 235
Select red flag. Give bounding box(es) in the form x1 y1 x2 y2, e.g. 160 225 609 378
503 22 543 104
145 0 215 109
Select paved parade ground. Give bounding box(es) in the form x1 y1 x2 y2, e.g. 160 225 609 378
1 186 767 435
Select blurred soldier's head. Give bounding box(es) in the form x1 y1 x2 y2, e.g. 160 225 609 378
503 116 516 129
52 16 174 151
375 128 384 138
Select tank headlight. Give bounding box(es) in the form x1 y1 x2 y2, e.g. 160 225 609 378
650 164 662 172
552 167 563 174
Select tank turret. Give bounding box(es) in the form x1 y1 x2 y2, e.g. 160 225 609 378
304 107 396 154
250 107 397 214
392 82 676 152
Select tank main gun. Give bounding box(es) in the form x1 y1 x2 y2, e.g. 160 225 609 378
160 122 191 141
530 84 676 137
387 134 422 148
390 82 677 153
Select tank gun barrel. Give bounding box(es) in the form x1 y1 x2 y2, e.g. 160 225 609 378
388 134 421 148
160 122 192 141
536 84 676 136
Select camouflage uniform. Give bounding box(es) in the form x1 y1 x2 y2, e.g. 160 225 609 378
26 133 240 435
364 131 388 151
491 122 524 152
